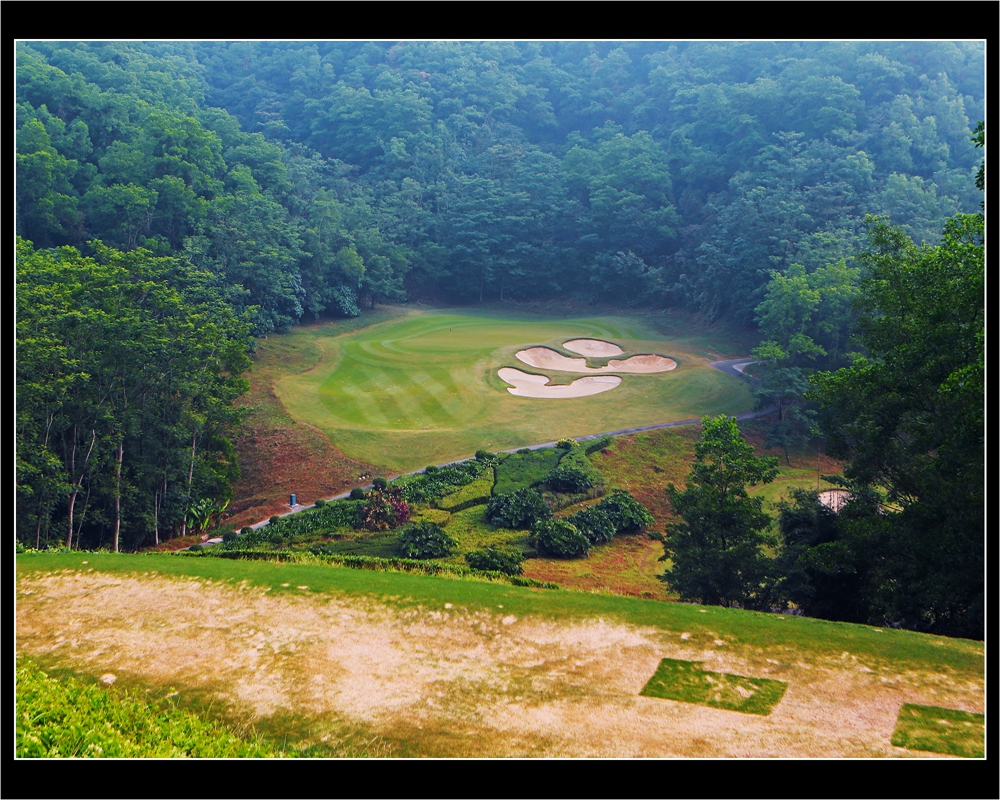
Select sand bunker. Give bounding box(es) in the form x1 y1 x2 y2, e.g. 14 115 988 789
563 339 624 357
515 347 676 374
498 367 621 398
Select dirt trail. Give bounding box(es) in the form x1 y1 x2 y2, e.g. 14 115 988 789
15 572 967 758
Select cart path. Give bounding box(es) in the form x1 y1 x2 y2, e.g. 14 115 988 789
238 359 766 530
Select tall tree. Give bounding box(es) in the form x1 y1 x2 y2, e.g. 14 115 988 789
658 415 780 609
809 213 983 636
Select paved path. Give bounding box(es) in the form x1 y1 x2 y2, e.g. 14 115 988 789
219 357 770 534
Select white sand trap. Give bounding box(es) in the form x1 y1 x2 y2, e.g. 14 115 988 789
498 367 621 398
515 347 677 374
563 339 624 357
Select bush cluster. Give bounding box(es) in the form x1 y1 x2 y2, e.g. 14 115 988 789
598 489 654 534
219 500 364 550
358 487 410 532
464 547 525 575
493 448 561 495
396 521 456 559
485 488 552 530
529 519 590 558
545 466 593 493
393 457 496 503
565 506 616 545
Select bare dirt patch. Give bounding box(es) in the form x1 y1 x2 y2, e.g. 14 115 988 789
497 368 622 398
15 572 963 757
515 347 676 374
225 343 380 532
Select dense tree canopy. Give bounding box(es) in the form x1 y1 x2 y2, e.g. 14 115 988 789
807 213 983 637
16 238 251 551
17 41 984 322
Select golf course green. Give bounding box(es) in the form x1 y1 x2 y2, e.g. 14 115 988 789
275 308 754 471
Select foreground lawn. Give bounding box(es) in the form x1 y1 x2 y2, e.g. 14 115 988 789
17 552 984 758
274 307 754 471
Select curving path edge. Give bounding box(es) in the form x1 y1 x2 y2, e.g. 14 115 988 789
224 358 768 533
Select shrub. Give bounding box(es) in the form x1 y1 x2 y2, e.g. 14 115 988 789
221 531 239 543
566 506 616 545
475 449 494 461
358 487 410 531
314 499 326 508
545 466 593 493
485 488 552 530
396 521 456 559
349 487 366 501
465 547 525 575
583 435 613 456
530 519 589 558
372 477 388 490
240 526 253 535
556 438 578 450
269 516 281 526
598 489 654 534
188 544 204 552
424 465 439 474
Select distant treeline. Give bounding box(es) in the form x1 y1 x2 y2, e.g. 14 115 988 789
18 41 984 328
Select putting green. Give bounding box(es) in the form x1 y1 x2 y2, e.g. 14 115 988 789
275 308 754 471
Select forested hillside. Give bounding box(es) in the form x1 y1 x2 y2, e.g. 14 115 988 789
18 41 983 323
16 42 984 638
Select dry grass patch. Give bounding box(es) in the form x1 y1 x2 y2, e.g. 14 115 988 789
16 567 982 757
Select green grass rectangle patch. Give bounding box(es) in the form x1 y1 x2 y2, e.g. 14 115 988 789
891 703 984 758
640 658 787 715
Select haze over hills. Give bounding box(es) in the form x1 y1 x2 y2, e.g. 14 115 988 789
16 41 983 640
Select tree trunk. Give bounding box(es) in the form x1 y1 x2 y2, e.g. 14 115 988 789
181 431 197 538
113 437 123 553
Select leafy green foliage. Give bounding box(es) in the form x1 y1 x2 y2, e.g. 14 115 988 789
773 488 889 624
809 214 984 637
485 488 552 530
640 658 787 716
564 506 616 545
545 466 593 494
464 547 525 575
396 521 456 560
660 416 780 609
15 238 250 552
596 489 654 535
393 456 495 504
529 519 590 559
16 658 284 757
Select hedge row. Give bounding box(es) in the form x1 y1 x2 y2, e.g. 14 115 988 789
201 549 559 589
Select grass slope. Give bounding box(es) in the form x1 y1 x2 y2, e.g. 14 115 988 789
17 552 984 758
274 307 753 471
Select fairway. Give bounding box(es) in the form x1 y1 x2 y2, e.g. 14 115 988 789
275 309 754 471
